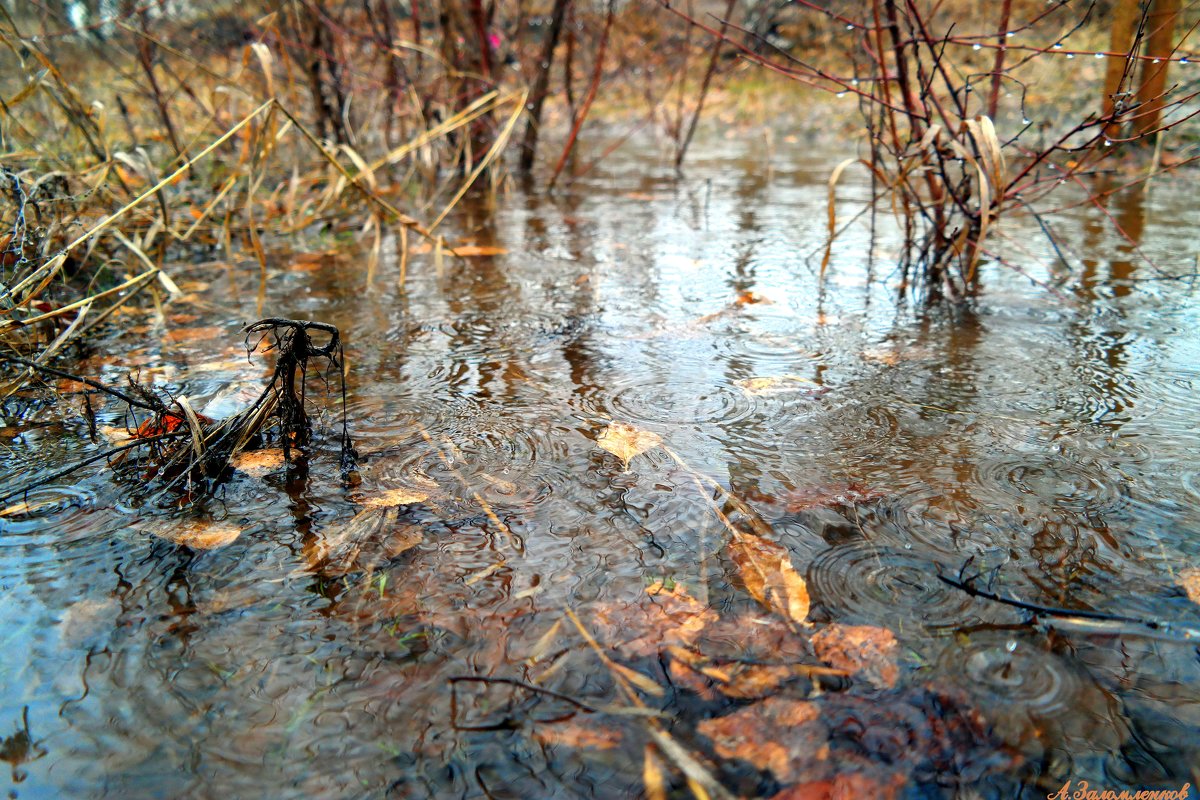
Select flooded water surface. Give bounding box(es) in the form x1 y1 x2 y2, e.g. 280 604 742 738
3 135 1200 798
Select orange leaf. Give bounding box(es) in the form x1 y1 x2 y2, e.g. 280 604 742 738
230 448 287 476
811 624 899 689
697 698 825 781
728 535 811 625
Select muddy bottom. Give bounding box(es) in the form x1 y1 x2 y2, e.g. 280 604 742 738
3 134 1200 798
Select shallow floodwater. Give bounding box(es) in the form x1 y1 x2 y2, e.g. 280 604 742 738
3 132 1200 798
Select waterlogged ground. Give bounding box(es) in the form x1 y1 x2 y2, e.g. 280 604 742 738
3 133 1200 798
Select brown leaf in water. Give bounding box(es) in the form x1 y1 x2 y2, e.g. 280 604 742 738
1178 568 1200 605
772 772 904 800
697 697 826 781
811 624 899 690
735 375 825 397
591 581 717 658
533 721 623 751
230 448 287 477
729 535 811 625
100 425 134 445
782 482 887 512
306 505 424 575
666 645 848 701
153 520 242 549
358 487 430 508
719 664 818 699
596 422 662 468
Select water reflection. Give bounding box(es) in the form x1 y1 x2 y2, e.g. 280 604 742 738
3 133 1200 797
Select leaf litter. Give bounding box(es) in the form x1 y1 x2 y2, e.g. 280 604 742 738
595 421 663 469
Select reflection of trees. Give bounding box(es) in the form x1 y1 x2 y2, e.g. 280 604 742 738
1073 182 1144 431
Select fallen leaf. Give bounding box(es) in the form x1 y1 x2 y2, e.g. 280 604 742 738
623 192 662 201
134 411 214 439
772 772 904 800
729 535 811 625
811 624 899 689
735 375 824 396
100 425 134 445
1178 568 1200 605
596 422 662 467
150 520 242 549
358 487 430 508
230 448 287 476
305 505 424 575
783 482 887 512
697 697 826 781
861 346 932 366
666 645 848 701
590 581 717 658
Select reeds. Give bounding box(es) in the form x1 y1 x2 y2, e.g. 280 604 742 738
667 0 1199 302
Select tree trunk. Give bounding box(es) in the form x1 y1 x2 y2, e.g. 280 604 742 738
518 0 571 172
1134 0 1181 137
1101 0 1141 138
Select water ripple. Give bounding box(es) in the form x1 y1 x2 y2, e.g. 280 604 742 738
807 541 1020 633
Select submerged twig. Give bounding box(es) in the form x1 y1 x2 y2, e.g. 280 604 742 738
939 564 1200 642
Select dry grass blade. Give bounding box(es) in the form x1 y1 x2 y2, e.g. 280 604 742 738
429 90 528 231
820 157 858 281
3 100 273 305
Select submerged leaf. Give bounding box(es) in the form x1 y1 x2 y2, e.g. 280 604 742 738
771 772 904 800
735 375 824 397
667 645 848 701
782 482 886 512
811 624 899 690
596 422 662 468
230 448 287 476
359 487 430 508
306 505 424 575
728 535 811 625
590 581 717 658
697 697 825 781
148 520 242 549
